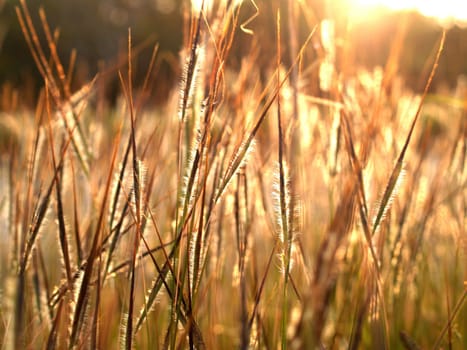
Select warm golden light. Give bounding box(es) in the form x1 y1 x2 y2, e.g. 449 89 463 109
351 0 467 23
191 0 213 13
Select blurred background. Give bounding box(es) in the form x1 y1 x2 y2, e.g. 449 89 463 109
0 0 466 107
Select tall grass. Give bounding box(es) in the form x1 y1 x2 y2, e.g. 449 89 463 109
0 0 465 349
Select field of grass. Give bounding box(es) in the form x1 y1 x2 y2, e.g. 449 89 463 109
0 1 466 349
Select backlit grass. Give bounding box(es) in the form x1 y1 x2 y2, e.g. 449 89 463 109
0 1 465 349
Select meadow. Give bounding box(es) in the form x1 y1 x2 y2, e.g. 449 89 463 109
0 0 465 349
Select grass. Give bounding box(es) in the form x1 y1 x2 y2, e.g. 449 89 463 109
0 0 466 349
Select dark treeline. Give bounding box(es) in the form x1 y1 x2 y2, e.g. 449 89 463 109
0 0 466 107
0 0 185 106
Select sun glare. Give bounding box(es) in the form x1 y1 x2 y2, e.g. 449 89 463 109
191 0 213 13
351 0 467 23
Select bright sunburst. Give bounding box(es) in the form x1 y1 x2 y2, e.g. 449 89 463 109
352 0 467 23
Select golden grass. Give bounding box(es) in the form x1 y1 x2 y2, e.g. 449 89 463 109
0 0 465 349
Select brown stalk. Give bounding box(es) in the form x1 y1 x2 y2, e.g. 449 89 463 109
432 289 467 350
115 29 144 350
69 118 121 348
44 83 73 285
39 8 71 99
70 157 83 264
16 1 92 176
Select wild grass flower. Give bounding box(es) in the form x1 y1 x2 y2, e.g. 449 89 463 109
1 1 465 349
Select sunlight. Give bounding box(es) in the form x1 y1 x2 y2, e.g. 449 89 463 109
351 0 467 22
191 0 243 13
191 0 213 13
